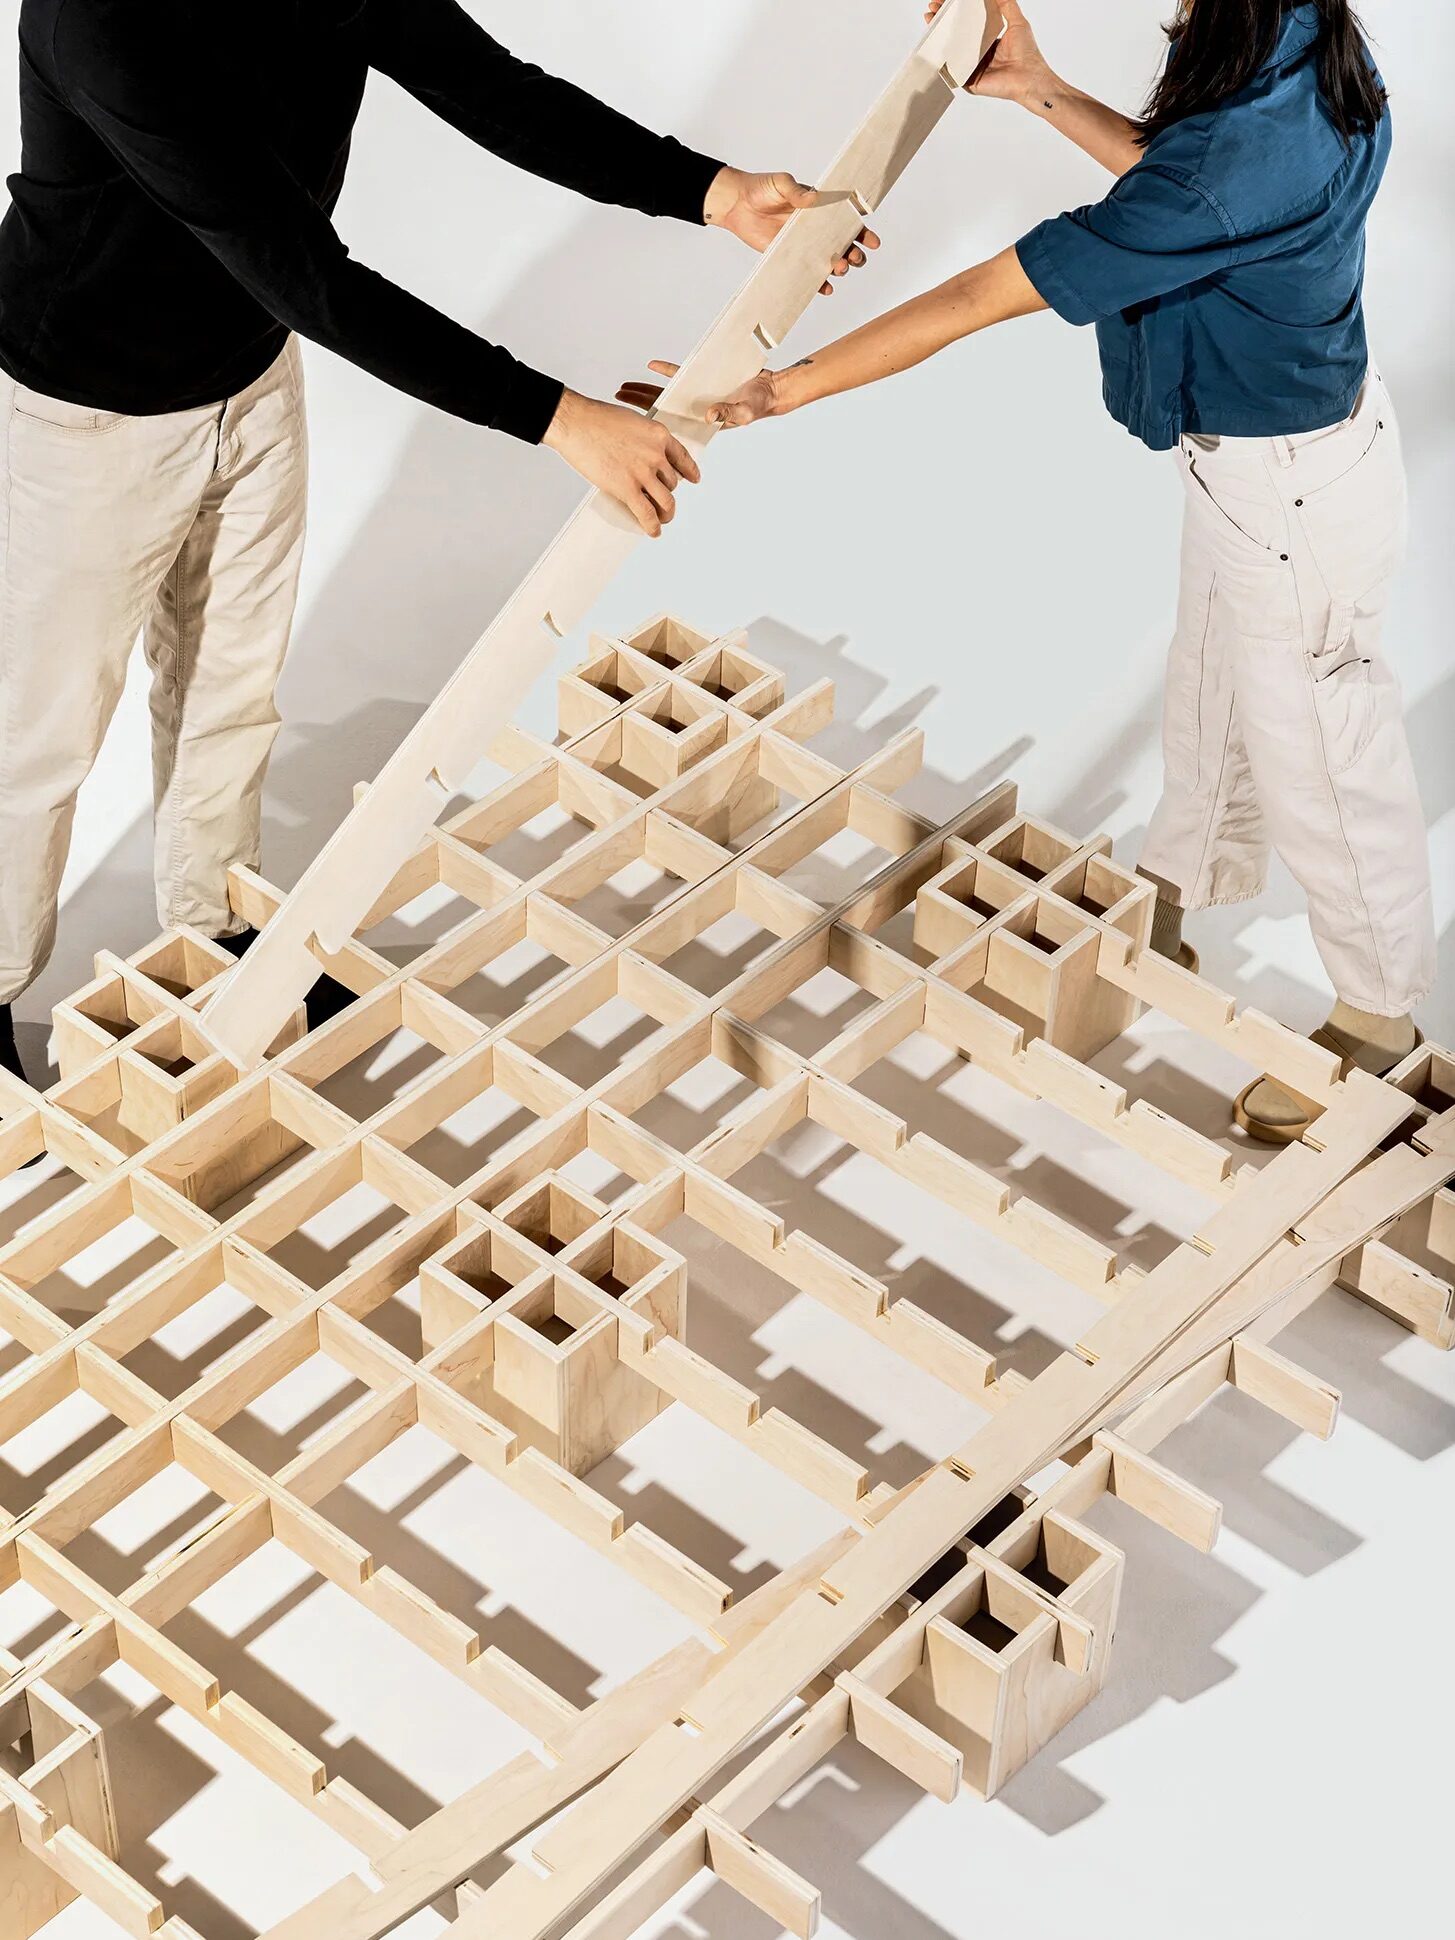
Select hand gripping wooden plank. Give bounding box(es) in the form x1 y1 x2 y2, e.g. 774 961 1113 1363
200 1 1004 1069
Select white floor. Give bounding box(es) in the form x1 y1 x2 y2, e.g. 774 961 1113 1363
3 5 1453 1936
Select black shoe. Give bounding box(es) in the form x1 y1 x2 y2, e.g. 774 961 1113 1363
1 1002 46 1165
212 928 357 1033
1 1001 28 1084
214 927 258 962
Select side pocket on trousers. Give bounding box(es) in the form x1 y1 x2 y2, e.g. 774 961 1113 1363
1293 414 1406 607
12 385 131 434
1307 597 1375 778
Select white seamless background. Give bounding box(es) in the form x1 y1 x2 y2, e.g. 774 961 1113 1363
3 6 1452 1937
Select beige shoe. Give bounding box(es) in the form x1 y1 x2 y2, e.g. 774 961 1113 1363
1149 941 1200 973
1234 1023 1425 1147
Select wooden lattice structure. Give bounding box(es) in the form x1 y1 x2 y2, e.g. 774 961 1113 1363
3 613 1453 1939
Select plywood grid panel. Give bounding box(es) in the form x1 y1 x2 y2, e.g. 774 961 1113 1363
1 617 1451 1940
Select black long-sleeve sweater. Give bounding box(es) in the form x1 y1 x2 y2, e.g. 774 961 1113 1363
0 0 723 441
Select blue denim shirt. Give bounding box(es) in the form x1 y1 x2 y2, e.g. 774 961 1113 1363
1015 5 1388 450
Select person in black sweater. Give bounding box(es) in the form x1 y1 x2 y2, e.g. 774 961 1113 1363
0 0 875 1083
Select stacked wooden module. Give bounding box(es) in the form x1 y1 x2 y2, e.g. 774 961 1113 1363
2 615 1451 1939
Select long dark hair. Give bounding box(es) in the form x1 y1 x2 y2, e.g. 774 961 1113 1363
1136 1 1386 146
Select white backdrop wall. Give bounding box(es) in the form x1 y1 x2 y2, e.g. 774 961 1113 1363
4 0 1449 1058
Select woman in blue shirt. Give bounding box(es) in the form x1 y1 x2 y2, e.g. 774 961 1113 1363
622 0 1435 1143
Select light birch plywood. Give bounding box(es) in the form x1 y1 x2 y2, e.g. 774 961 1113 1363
1 615 1450 1940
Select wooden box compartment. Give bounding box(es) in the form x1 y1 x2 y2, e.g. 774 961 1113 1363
557 640 662 738
476 1268 670 1476
943 897 1129 1060
128 932 235 1002
887 1511 1122 1799
620 613 716 669
912 850 1032 962
54 1014 240 1164
50 972 168 1081
684 643 783 717
418 1210 551 1349
618 685 734 793
569 1220 684 1317
422 1188 682 1475
494 1173 609 1259
1053 852 1154 947
1 1673 120 1940
981 815 1084 885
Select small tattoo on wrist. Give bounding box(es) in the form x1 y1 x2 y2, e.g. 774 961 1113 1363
788 357 815 370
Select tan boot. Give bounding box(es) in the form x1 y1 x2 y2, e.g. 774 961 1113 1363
1145 887 1199 974
1235 1006 1422 1146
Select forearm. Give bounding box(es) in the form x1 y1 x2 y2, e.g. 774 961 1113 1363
60 2 567 437
771 246 1046 415
1021 77 1144 176
164 196 564 438
961 2 1144 177
273 247 564 439
368 0 721 223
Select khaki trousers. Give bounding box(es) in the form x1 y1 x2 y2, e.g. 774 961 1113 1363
1139 371 1435 1017
0 339 307 1003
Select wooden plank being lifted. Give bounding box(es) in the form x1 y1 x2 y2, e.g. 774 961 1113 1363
202 0 1005 1070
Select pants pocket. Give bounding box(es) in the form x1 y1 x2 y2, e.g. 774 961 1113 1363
12 384 131 434
1307 600 1375 777
1186 456 1286 557
1182 456 1301 639
1293 414 1406 602
1308 653 1374 777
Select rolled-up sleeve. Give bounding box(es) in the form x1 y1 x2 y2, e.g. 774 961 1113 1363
1016 161 1240 326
